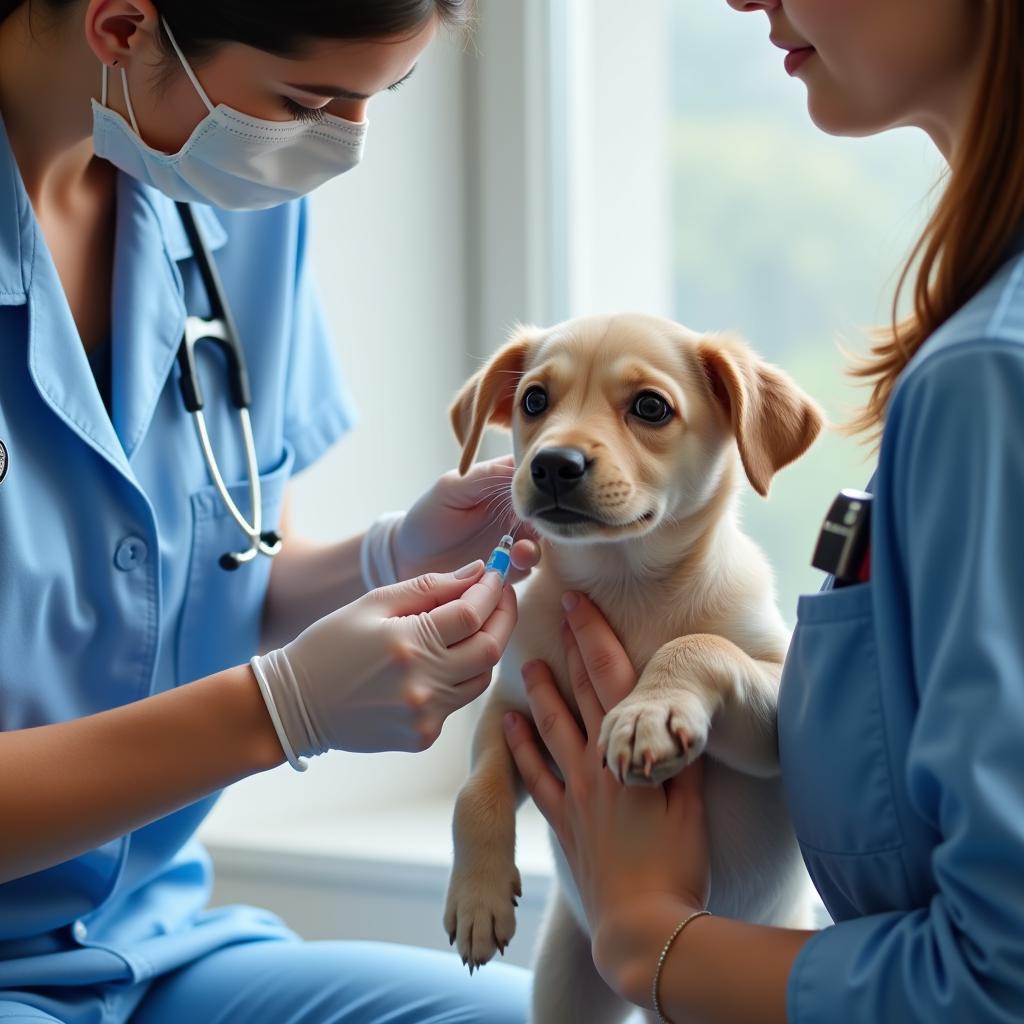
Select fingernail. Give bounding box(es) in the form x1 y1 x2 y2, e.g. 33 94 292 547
561 591 579 612
503 712 518 731
454 560 484 579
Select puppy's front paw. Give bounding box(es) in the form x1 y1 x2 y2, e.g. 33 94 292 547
600 690 711 786
443 858 521 972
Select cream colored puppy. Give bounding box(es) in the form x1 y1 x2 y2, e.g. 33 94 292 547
443 313 823 1024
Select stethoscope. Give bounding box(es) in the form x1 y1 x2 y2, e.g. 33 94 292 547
175 202 283 571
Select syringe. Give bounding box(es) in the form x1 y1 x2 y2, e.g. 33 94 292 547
484 534 515 583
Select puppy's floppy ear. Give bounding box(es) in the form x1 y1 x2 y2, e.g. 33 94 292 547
698 334 825 497
450 325 542 476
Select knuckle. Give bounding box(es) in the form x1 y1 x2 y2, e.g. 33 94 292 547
570 663 592 693
389 640 416 668
458 604 484 635
415 573 441 595
403 683 430 710
478 636 502 668
538 711 558 737
587 648 621 678
417 720 443 749
429 571 452 591
471 670 494 696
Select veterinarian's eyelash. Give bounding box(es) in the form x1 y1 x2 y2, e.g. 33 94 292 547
282 97 327 123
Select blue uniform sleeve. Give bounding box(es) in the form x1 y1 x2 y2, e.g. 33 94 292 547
282 197 358 474
788 342 1024 1023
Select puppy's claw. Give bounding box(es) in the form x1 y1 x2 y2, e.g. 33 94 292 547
643 751 654 778
675 728 691 754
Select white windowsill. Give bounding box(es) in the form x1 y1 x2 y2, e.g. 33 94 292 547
198 797 556 881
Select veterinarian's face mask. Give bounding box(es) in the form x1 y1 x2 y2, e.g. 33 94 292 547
91 19 367 211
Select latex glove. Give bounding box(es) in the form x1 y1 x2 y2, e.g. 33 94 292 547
251 561 516 766
393 456 540 585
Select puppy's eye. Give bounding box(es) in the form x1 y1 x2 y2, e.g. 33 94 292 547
631 392 672 425
522 386 549 417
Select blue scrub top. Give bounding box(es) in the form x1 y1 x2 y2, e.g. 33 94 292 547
0 118 355 987
779 230 1024 1021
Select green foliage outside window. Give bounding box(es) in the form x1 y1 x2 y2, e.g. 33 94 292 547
670 5 943 618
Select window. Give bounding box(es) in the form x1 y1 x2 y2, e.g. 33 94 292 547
552 1 942 616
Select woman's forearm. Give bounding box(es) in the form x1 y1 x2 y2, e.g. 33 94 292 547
261 529 367 650
598 899 814 1024
0 665 284 885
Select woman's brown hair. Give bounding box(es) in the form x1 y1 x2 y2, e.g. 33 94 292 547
849 0 1024 441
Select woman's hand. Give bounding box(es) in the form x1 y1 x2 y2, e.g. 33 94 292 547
251 561 516 759
503 593 711 1000
393 456 540 584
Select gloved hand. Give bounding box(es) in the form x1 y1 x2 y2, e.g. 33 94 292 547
362 457 540 591
250 561 515 767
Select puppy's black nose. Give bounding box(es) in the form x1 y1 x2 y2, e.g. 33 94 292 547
531 447 588 497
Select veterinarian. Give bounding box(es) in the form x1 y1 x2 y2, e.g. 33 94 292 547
0 1 537 1021
505 1 1024 1021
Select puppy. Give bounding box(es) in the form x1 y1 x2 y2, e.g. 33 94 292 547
443 313 824 1024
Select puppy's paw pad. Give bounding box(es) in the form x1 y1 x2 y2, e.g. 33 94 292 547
443 863 521 970
600 692 710 785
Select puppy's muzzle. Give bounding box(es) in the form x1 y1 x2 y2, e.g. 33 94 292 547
530 447 589 499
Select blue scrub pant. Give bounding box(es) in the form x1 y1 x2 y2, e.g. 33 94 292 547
0 940 530 1024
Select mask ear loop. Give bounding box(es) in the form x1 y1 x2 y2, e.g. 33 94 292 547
161 18 215 114
119 67 142 136
108 19 213 139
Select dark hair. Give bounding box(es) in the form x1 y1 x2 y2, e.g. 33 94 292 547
0 1 472 56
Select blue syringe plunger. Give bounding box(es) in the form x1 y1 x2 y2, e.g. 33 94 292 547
485 534 515 581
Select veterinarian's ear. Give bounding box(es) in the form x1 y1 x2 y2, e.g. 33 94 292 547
450 326 543 476
699 335 826 497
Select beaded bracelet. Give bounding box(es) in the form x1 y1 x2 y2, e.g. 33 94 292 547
652 909 711 1023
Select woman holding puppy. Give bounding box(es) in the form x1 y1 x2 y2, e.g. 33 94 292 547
0 1 537 1021
506 1 1024 1021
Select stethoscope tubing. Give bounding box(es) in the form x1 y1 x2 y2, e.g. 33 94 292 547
176 203 282 570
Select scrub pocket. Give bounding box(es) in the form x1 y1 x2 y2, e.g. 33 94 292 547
175 443 294 686
779 583 910 920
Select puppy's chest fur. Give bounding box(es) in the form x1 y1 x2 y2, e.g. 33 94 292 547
502 555 746 708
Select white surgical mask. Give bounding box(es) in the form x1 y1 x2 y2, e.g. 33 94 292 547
91 19 367 210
